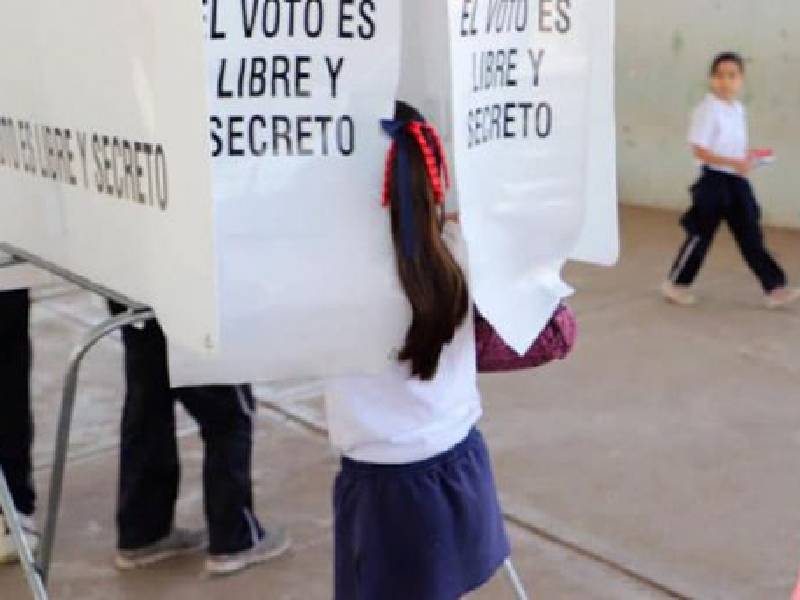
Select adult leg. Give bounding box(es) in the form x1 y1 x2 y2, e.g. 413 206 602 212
0 289 35 517
725 179 787 293
108 301 180 550
178 384 263 556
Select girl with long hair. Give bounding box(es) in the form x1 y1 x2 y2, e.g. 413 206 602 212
325 101 510 599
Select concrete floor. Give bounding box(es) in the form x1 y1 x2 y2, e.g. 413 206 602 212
2 205 800 599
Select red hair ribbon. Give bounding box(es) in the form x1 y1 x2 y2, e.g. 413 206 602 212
381 143 397 208
381 121 450 208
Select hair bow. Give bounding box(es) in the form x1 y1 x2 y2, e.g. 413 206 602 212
380 118 451 257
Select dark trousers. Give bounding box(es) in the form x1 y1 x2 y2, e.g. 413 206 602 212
0 289 35 516
109 302 263 555
669 168 787 293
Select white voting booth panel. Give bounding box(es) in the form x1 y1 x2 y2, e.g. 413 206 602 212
168 0 405 385
400 1 618 271
450 0 589 352
0 0 218 352
399 0 618 354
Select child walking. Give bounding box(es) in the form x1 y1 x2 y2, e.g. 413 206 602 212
325 101 510 599
662 52 800 308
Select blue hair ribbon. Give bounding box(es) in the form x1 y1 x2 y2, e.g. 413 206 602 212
381 118 417 258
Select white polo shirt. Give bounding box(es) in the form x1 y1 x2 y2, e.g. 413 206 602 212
324 224 482 465
688 93 748 175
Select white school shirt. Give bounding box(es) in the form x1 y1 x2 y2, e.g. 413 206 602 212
324 224 482 465
688 93 748 175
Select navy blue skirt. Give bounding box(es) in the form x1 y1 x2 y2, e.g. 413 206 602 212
333 428 510 600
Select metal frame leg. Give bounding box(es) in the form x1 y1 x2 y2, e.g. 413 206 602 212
504 558 530 600
38 308 156 585
1 307 155 599
0 246 157 600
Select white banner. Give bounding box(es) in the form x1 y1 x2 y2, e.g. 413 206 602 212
397 0 616 354
448 0 596 352
0 1 218 352
170 0 404 385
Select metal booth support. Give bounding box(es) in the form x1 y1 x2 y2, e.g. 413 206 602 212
0 243 155 600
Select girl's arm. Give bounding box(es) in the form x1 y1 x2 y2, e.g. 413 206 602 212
693 145 752 176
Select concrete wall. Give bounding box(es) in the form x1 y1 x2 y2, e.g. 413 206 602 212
617 1 800 228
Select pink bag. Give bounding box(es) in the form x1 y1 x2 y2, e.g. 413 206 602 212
475 304 577 373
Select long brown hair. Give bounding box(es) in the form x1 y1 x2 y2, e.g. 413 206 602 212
385 101 468 380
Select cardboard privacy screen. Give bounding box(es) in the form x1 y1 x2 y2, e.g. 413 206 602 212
400 0 618 354
0 1 617 384
167 0 406 385
0 0 218 352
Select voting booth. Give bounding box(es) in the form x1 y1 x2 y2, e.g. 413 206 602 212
172 0 618 385
0 1 617 597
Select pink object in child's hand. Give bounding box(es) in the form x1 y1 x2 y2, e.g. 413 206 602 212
749 148 776 167
475 304 577 373
792 568 800 600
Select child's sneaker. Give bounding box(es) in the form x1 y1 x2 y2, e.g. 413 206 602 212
765 287 800 309
205 527 291 577
661 281 697 306
0 513 40 565
115 527 207 570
